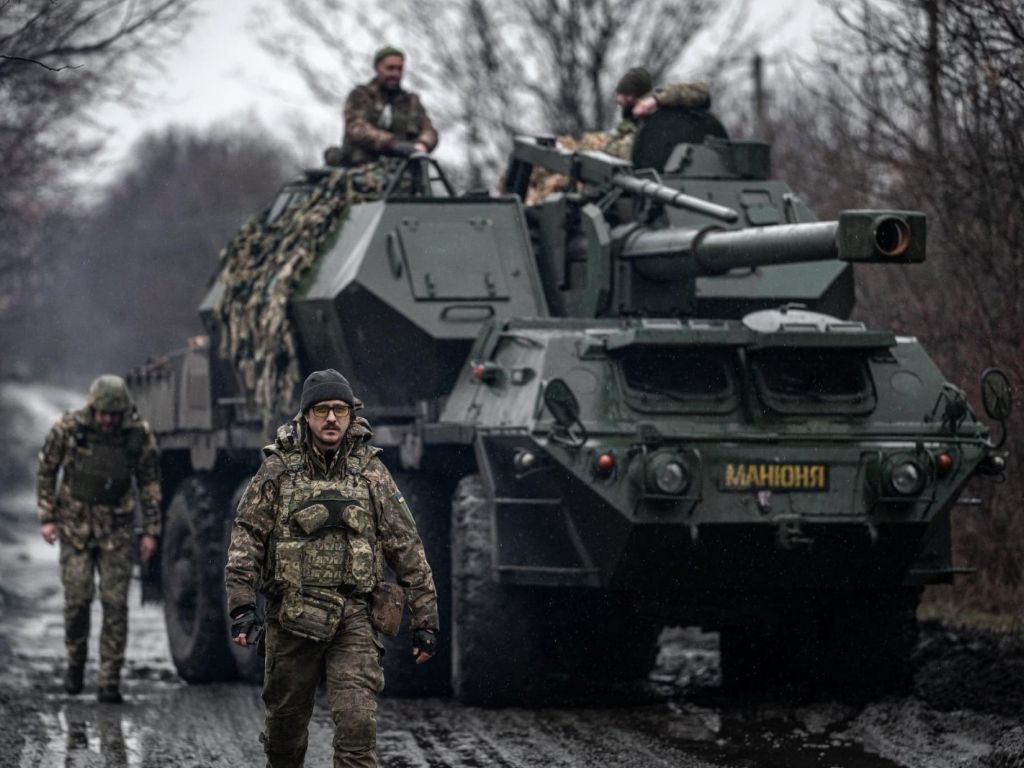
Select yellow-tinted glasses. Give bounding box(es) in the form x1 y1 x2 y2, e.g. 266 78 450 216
309 403 351 419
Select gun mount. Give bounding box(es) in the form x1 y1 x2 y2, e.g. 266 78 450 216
503 136 924 318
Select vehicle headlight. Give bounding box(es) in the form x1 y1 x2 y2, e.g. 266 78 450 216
886 458 926 496
646 453 690 495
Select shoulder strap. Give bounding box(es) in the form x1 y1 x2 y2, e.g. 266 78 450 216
356 449 387 534
266 445 305 538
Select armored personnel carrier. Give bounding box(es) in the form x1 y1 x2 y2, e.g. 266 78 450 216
129 108 1011 703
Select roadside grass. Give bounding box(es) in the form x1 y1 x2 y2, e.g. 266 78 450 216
918 475 1024 637
920 587 1023 635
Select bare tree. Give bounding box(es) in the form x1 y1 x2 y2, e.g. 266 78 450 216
3 124 300 379
256 0 757 185
0 0 194 337
766 0 1024 614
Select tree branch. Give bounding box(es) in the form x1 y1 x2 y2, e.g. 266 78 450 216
0 54 82 71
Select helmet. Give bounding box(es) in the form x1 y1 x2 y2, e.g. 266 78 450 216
87 374 131 412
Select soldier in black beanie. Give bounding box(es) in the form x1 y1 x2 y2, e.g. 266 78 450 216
225 367 439 768
299 368 355 414
605 66 712 160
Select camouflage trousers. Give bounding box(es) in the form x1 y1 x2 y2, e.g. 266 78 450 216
262 595 385 768
59 538 133 686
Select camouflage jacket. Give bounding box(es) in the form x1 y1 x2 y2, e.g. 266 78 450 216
339 78 438 166
603 81 712 160
225 416 439 631
36 407 161 548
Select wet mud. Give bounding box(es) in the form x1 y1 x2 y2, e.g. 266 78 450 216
1 506 1020 768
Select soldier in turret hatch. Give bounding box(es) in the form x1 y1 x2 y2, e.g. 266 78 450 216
332 46 439 167
603 66 713 160
37 374 161 703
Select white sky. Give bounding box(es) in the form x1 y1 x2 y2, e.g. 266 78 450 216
89 0 834 186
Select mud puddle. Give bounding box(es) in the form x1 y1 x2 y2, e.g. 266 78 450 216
659 703 901 768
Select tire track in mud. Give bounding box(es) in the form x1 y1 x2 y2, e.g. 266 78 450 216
17 712 62 768
541 707 721 768
381 702 531 768
378 700 720 768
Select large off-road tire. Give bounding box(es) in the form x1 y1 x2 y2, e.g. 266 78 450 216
451 474 544 706
380 471 452 697
161 474 236 683
720 588 920 698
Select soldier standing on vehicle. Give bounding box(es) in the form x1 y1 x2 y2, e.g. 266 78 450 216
603 66 712 160
335 46 439 167
225 368 439 768
37 374 161 703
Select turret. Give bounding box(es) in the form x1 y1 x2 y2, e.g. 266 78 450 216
503 133 926 319
188 123 927 422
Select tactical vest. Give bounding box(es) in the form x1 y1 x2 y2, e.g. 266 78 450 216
266 426 386 611
64 421 145 505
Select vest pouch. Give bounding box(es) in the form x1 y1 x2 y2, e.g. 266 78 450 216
347 537 376 594
274 540 305 592
277 587 346 642
370 581 405 636
292 503 331 536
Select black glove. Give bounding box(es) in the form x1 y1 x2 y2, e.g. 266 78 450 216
230 606 264 648
412 628 437 656
390 140 417 157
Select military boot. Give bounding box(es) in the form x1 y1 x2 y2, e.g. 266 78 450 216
64 664 84 695
97 685 123 704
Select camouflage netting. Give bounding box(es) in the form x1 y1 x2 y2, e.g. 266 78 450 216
523 133 610 206
213 163 388 429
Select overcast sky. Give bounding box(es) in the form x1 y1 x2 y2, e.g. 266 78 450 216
89 0 834 184
91 2 323 178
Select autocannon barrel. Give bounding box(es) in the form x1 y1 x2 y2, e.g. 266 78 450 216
611 175 740 223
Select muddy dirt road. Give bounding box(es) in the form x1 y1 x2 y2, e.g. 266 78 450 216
1 504 1021 768
1 382 1021 768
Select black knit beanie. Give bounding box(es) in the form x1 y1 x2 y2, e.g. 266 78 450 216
616 66 653 97
374 45 405 65
300 369 355 412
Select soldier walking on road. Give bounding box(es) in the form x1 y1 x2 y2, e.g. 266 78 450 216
37 374 161 703
604 66 713 160
226 369 439 768
333 46 439 167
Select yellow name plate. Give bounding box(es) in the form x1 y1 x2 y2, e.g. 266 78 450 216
722 462 829 491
